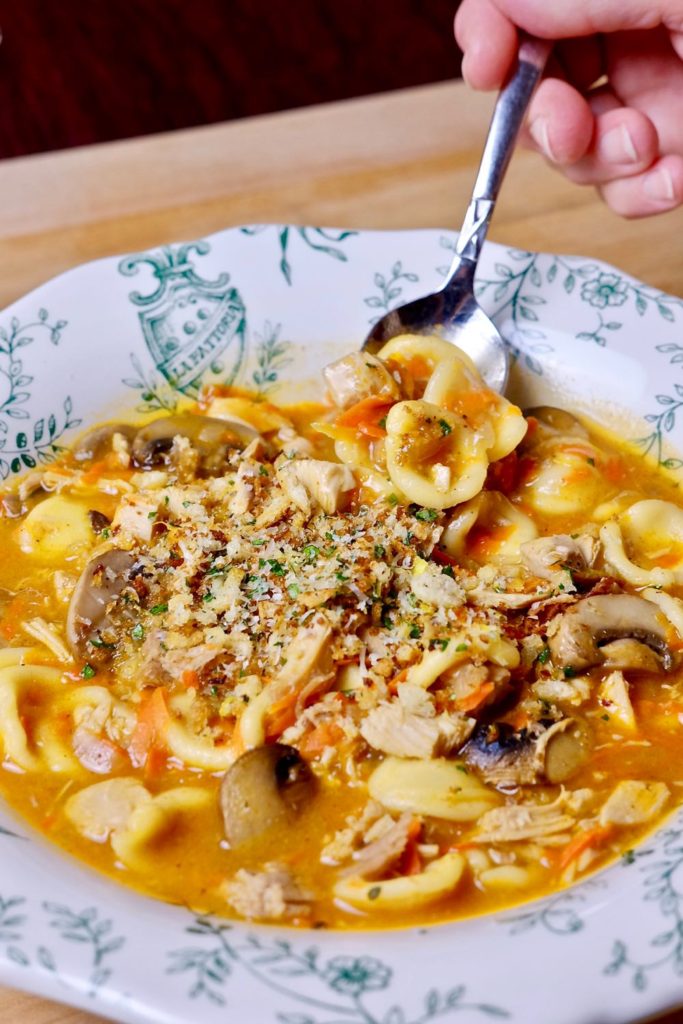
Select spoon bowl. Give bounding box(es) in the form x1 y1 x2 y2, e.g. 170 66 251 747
362 36 551 393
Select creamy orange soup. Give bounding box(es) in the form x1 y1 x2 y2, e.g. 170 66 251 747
0 335 682 930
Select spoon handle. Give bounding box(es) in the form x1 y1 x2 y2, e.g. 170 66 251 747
453 35 552 264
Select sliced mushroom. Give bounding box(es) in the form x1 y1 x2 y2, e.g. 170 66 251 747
464 717 590 787
88 510 111 535
548 593 675 672
131 414 258 472
523 406 589 442
220 743 315 847
66 549 137 661
73 423 137 462
520 533 597 584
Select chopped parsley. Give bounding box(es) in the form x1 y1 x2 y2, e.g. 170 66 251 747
622 849 636 865
206 563 226 576
438 418 452 436
537 646 551 665
563 665 576 679
251 538 266 547
441 565 455 579
303 544 320 563
287 582 301 598
415 507 438 522
266 559 286 576
433 639 450 651
203 592 215 603
374 544 386 559
378 416 387 429
80 663 96 680
367 886 381 900
386 493 399 507
244 574 269 598
90 637 116 650
409 624 421 639
130 623 145 642
258 464 269 476
150 602 169 615
100 527 111 539
455 642 468 652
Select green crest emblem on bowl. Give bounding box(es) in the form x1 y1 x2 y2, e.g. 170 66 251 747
119 241 246 396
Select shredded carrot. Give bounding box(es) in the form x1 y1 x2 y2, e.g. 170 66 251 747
0 595 30 640
651 549 683 569
403 355 432 381
387 667 410 695
603 456 628 484
525 415 539 438
181 669 201 689
559 824 614 871
298 721 345 758
128 687 170 770
563 467 592 485
263 691 299 741
454 681 495 713
80 459 109 486
335 396 394 439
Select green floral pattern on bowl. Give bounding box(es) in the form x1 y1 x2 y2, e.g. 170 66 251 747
1 225 683 1024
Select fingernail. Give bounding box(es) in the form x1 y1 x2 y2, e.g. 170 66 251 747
644 166 676 202
528 117 555 161
598 124 638 164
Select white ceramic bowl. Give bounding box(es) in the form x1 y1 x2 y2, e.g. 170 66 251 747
1 226 683 1024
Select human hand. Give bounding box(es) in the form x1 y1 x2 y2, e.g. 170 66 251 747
454 0 683 217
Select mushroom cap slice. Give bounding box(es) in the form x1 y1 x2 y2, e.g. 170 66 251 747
464 717 590 786
131 414 258 471
220 743 315 847
66 549 137 661
548 593 674 672
72 423 137 462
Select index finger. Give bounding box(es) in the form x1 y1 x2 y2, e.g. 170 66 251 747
455 0 519 89
455 0 683 90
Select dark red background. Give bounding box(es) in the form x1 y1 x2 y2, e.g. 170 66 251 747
0 1 462 158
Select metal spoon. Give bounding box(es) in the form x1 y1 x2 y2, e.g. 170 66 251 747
363 36 551 393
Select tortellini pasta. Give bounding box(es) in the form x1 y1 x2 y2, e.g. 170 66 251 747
521 437 609 517
334 851 466 910
376 336 527 509
601 499 683 587
441 491 538 566
384 400 491 509
18 494 95 562
0 656 66 771
368 756 501 821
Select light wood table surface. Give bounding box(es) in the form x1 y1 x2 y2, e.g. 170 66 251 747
1 78 682 1024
